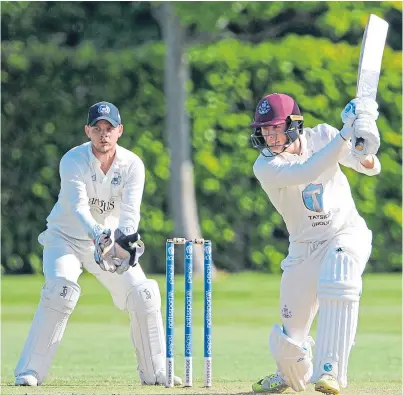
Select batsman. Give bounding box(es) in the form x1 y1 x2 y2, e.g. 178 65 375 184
14 101 182 387
249 93 381 394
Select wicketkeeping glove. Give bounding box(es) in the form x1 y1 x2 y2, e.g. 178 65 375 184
102 230 145 275
91 224 114 272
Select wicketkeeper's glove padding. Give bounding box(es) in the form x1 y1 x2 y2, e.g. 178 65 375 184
115 231 143 267
100 229 145 275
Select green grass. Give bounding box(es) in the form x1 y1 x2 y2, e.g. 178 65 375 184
1 272 401 395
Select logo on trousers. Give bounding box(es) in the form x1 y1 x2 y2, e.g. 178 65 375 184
281 305 292 318
324 363 333 372
60 286 68 297
143 288 151 300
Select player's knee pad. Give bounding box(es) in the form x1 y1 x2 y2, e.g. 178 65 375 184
318 247 362 301
269 323 314 391
15 278 80 384
313 249 362 387
126 279 166 385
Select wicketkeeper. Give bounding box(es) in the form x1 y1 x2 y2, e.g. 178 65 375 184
14 102 182 387
249 93 380 394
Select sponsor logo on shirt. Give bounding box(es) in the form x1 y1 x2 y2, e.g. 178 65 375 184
308 211 332 227
88 198 116 214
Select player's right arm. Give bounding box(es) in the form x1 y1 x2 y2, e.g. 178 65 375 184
59 155 113 269
59 155 98 236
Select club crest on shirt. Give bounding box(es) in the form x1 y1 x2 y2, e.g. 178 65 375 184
111 171 121 186
302 183 324 212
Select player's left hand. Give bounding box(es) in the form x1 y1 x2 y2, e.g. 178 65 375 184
341 98 379 127
341 100 357 127
352 116 380 156
102 230 145 275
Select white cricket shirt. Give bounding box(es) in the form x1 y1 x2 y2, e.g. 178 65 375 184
253 123 381 243
43 142 145 242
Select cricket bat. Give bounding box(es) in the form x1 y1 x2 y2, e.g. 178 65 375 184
355 14 389 150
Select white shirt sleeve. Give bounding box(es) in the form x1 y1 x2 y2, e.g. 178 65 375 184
339 141 382 176
325 125 381 176
118 157 145 234
254 133 348 188
59 155 98 237
324 124 381 176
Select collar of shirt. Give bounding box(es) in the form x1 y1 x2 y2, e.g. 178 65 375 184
87 142 127 167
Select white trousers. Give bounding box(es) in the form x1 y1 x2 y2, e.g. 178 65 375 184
277 224 372 387
15 229 166 385
40 230 147 310
279 226 371 342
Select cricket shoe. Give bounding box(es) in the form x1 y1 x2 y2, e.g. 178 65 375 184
314 374 340 395
252 373 289 393
141 371 183 386
15 372 38 386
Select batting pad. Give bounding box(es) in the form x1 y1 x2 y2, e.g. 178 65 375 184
312 249 362 388
15 278 80 384
127 279 166 385
269 323 314 391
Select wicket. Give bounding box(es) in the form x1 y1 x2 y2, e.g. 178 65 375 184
165 237 213 388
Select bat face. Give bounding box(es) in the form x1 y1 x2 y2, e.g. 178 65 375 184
356 14 389 100
355 14 388 151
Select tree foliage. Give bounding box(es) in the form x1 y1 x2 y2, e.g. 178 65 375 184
1 1 401 274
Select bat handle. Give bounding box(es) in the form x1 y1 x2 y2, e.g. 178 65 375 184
355 137 365 151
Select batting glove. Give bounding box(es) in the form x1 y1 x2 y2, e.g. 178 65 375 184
352 116 380 155
354 97 379 120
341 98 379 127
341 100 358 127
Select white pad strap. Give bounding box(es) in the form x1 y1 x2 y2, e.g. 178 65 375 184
313 249 362 387
269 323 314 391
15 278 80 384
127 279 166 385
